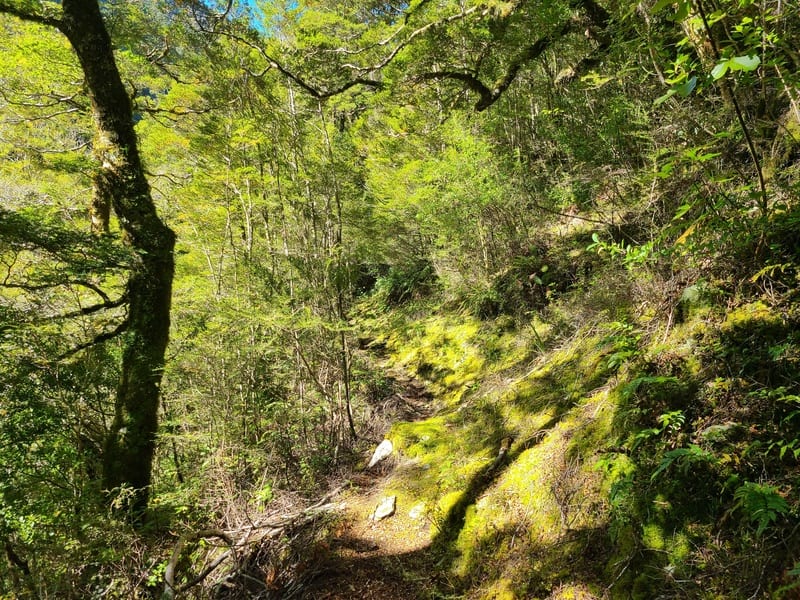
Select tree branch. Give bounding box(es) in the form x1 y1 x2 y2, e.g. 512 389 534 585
46 294 127 321
163 485 346 599
417 21 573 111
408 0 613 111
0 1 61 28
57 319 129 360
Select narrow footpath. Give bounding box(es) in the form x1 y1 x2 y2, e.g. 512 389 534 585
302 372 443 600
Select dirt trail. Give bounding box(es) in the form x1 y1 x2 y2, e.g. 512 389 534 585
302 373 442 600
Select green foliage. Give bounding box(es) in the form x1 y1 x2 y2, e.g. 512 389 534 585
3 0 800 595
631 410 685 449
733 481 790 535
374 259 437 306
602 322 643 371
650 444 717 480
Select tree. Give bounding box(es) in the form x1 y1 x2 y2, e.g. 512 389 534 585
0 0 176 517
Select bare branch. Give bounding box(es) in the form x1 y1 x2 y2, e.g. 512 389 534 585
6 107 82 123
57 319 129 360
0 88 85 111
163 485 347 599
0 279 113 302
136 104 210 117
45 293 127 321
367 4 486 73
207 1 484 101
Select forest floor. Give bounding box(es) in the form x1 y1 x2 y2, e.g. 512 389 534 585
302 372 445 600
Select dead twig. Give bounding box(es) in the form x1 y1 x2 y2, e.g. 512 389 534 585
162 485 347 599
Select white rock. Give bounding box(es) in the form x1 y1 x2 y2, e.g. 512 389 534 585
409 502 426 520
372 495 397 521
367 439 393 468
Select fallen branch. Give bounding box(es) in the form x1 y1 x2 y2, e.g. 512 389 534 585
162 485 347 599
162 530 233 600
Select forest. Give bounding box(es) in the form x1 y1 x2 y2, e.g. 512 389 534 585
0 0 799 598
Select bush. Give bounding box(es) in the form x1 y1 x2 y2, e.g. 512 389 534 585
374 259 438 306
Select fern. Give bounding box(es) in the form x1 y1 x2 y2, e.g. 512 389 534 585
650 444 716 481
733 482 790 535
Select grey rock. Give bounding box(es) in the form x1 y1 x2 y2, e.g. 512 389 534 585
367 439 393 469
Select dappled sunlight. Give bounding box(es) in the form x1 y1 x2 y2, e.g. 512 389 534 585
349 303 629 598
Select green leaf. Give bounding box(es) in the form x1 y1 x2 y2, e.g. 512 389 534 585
734 482 789 535
655 76 698 106
729 54 761 71
712 55 760 80
674 0 691 20
654 88 677 106
651 0 690 20
674 202 693 219
651 0 676 13
711 62 729 80
675 76 698 96
651 445 715 480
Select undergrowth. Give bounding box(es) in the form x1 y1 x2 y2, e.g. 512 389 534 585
352 241 800 599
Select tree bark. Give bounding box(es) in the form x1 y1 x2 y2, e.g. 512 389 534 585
0 0 177 517
56 0 176 517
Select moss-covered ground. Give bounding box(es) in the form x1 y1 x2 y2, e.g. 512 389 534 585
334 260 800 599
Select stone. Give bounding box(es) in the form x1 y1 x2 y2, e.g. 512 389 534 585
409 502 426 520
372 495 396 521
367 439 393 469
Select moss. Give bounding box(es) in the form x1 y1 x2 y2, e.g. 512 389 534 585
548 583 603 599
476 577 517 600
722 301 782 331
669 530 691 563
355 304 637 597
641 522 664 550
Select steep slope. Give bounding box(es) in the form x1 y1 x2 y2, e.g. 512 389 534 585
331 223 800 599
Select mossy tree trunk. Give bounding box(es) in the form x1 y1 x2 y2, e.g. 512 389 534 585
0 0 176 517
60 0 176 515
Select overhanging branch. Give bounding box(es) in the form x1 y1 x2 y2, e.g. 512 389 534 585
0 1 61 27
57 319 129 360
416 21 573 111
414 0 612 111
46 293 127 321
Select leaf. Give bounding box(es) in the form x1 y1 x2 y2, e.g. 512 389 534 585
654 88 677 106
651 0 675 12
734 482 789 535
655 76 697 106
674 0 691 20
729 54 761 71
674 202 693 219
711 62 729 80
712 55 760 80
651 0 690 20
675 76 698 97
651 445 715 480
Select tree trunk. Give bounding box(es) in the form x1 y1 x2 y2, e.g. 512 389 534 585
56 0 176 516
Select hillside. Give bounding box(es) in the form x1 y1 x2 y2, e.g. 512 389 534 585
303 204 800 599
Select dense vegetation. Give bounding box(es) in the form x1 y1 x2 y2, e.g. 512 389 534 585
1 0 799 598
